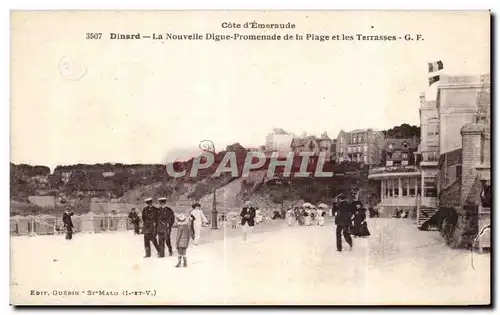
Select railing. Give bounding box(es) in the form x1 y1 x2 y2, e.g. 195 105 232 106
369 165 419 175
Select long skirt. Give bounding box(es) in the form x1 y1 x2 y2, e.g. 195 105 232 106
286 216 294 226
317 217 325 226
304 216 311 226
358 222 370 236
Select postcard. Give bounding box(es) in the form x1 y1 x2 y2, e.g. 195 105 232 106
10 10 491 305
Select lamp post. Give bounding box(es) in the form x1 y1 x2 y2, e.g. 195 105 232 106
200 140 218 230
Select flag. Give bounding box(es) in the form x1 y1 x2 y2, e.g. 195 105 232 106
428 60 444 73
428 75 440 86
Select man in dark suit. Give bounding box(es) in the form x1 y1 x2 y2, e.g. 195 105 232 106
128 208 141 235
142 198 160 258
62 207 74 240
156 197 175 257
334 195 355 251
240 201 256 241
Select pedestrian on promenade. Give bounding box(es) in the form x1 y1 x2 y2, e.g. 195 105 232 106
351 201 370 237
157 197 175 257
296 207 305 226
174 213 193 268
335 194 355 252
240 201 256 241
230 213 238 229
316 206 326 226
285 207 295 227
62 207 74 240
190 203 208 245
142 198 160 258
128 208 141 235
304 207 311 226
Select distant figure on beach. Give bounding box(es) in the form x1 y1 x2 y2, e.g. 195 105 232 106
62 207 74 240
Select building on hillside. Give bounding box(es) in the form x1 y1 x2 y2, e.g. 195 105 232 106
265 128 293 156
336 129 384 165
290 132 333 161
367 137 421 215
435 73 491 248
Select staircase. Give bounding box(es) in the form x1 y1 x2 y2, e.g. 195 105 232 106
417 207 438 228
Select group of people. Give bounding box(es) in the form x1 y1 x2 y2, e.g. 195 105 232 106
285 204 327 227
130 198 208 268
333 194 371 252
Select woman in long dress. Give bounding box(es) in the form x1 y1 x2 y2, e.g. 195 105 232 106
303 208 311 226
316 207 325 226
285 208 295 227
190 203 208 245
352 202 370 237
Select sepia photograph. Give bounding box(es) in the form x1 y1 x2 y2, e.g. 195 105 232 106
9 10 491 305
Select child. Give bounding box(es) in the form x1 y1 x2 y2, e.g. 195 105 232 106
231 214 238 229
175 213 192 268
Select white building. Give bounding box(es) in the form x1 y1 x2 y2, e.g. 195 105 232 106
265 128 293 155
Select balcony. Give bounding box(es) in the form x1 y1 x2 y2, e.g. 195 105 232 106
420 151 439 166
368 164 421 179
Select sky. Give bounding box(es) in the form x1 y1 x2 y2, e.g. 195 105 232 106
10 11 490 169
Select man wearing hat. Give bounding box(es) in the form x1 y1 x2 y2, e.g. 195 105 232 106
142 198 160 258
62 207 75 240
240 201 256 241
334 194 355 252
156 197 175 257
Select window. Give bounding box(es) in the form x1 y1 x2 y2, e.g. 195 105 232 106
402 178 409 196
363 155 368 163
348 147 352 153
393 179 399 197
402 153 408 160
340 147 344 153
358 146 361 152
424 177 437 197
417 178 422 196
409 178 416 196
388 180 393 197
364 145 368 152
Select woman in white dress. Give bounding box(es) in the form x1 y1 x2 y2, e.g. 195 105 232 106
190 203 208 245
285 208 295 227
316 207 325 226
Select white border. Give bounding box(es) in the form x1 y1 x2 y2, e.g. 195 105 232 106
2 1 498 314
